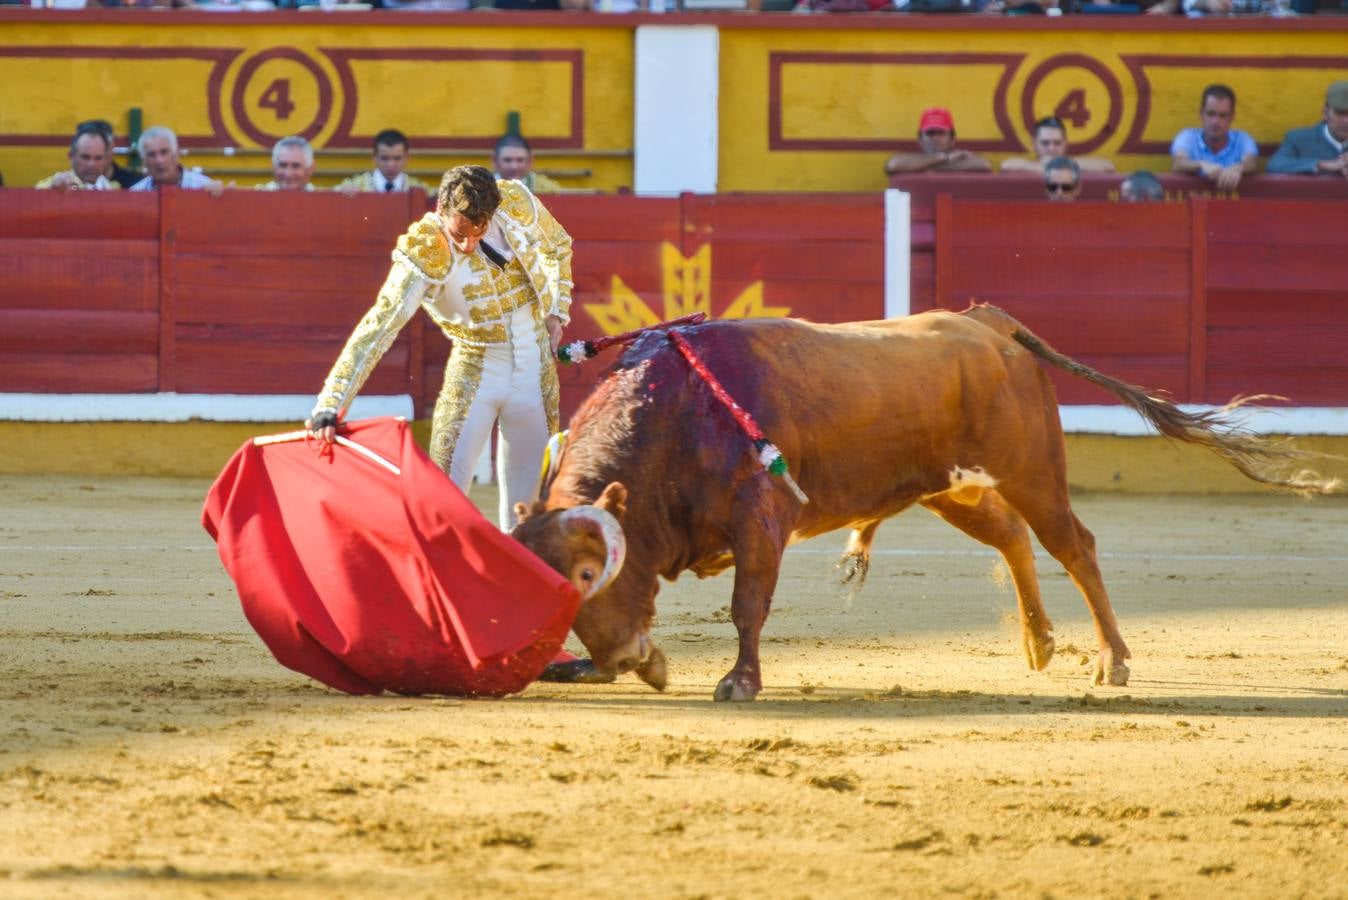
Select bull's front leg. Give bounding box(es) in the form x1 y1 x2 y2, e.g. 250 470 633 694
714 479 793 702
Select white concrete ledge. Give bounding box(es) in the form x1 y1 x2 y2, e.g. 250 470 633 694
0 394 414 423
0 395 1344 435
1058 405 1348 436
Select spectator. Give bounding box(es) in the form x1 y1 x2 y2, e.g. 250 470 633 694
1044 157 1081 202
1267 80 1348 178
1001 116 1114 174
130 126 222 192
491 134 562 194
256 136 316 192
335 129 430 194
76 120 141 189
884 108 992 175
1119 170 1165 202
36 125 119 191
1171 84 1257 192
1182 0 1267 14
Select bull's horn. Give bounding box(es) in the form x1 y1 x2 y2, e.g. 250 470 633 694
558 505 626 598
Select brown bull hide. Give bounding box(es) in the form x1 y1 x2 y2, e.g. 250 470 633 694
513 305 1336 701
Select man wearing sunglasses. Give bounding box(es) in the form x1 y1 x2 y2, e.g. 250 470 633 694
308 165 573 532
1043 157 1081 202
884 108 992 175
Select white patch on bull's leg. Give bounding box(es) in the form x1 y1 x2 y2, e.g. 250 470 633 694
945 465 998 506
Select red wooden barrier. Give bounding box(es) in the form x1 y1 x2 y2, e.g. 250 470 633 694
932 194 1348 407
0 189 1342 424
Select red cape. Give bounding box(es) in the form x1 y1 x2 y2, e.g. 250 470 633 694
202 417 580 697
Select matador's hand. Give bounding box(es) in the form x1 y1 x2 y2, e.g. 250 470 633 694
306 411 339 444
545 315 564 354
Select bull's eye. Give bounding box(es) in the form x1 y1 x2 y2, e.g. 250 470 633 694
580 568 596 583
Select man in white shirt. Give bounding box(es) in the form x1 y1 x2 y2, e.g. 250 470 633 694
130 126 223 192
36 125 119 191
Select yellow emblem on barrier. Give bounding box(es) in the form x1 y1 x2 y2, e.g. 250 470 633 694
583 243 789 337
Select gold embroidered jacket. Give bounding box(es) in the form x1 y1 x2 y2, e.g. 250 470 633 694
312 180 573 419
333 171 432 193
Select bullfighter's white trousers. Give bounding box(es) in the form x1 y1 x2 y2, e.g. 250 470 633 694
443 306 553 532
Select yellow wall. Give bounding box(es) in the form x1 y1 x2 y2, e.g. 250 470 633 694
719 24 1348 191
0 16 634 191
2 15 1346 192
3 422 1344 495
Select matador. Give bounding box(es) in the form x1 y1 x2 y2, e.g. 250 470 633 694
308 165 573 530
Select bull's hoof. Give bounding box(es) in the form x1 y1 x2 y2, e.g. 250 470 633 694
537 659 616 685
1023 630 1056 672
1091 658 1131 687
713 673 760 702
635 647 668 692
836 554 869 587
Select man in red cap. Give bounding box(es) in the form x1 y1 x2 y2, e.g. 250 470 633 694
885 107 992 175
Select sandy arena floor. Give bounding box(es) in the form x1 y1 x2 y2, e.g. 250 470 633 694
1 475 1346 899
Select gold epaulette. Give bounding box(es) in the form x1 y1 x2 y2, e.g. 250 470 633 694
396 213 450 280
496 179 538 229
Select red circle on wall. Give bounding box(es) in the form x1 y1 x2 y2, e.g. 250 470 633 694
231 48 334 147
1019 54 1123 157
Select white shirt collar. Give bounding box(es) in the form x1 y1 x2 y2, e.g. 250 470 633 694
1322 123 1345 155
375 171 406 191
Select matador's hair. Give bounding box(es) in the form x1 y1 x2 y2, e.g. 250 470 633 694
438 165 501 225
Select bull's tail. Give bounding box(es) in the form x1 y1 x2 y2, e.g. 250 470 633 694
963 303 1341 496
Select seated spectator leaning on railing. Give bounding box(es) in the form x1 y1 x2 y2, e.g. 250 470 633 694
256 136 316 192
1043 157 1081 202
1119 170 1165 202
1001 116 1115 174
1267 80 1348 179
884 108 992 175
492 133 562 194
36 124 119 191
335 129 430 194
1171 84 1258 192
130 126 223 193
76 119 142 189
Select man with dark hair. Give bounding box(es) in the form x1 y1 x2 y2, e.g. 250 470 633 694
1267 80 1348 178
1119 170 1166 202
884 108 991 175
75 119 141 189
491 133 562 194
335 129 430 194
1043 156 1081 202
308 165 574 531
1171 84 1258 191
1001 116 1115 174
36 125 119 191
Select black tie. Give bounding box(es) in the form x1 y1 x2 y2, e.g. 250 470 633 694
479 240 508 268
384 179 395 192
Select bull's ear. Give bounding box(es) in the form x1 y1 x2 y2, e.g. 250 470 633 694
596 482 628 522
514 500 548 525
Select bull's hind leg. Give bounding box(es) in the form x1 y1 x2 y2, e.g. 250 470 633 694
838 521 881 587
716 477 795 702
921 491 1056 672
997 484 1131 687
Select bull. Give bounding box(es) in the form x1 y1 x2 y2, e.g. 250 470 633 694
513 305 1337 701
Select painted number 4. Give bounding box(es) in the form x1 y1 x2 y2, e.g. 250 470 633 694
259 78 296 120
1054 89 1090 129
